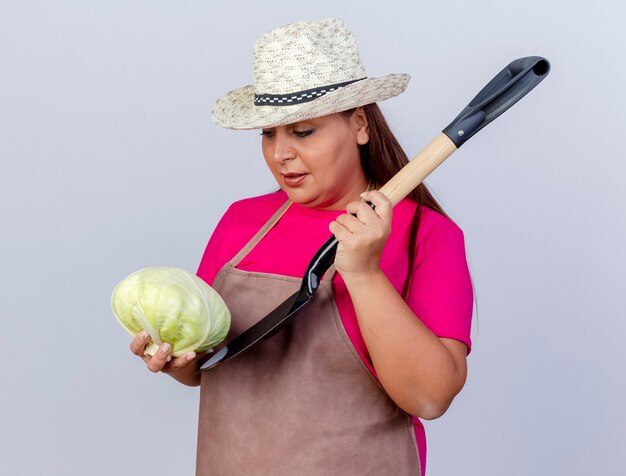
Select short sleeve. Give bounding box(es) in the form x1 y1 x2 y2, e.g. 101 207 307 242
407 223 474 353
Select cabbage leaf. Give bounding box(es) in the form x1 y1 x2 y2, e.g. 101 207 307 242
111 267 230 357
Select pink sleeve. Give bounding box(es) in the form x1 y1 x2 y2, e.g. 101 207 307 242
408 224 474 353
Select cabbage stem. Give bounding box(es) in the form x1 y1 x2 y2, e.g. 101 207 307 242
131 303 162 355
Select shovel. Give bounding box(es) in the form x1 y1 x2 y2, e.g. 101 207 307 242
199 56 551 372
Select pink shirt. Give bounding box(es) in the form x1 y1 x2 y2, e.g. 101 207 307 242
197 190 473 475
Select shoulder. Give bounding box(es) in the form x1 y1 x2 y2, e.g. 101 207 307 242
196 190 288 285
219 190 288 229
390 199 466 263
392 198 464 240
418 205 464 240
224 190 288 216
415 206 467 269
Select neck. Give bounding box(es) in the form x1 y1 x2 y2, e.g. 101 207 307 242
315 178 371 211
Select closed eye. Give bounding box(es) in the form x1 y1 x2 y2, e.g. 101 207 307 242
293 129 314 138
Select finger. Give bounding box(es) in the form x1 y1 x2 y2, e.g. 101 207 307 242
353 201 381 224
360 190 392 222
130 330 151 356
335 213 366 234
329 220 355 241
146 342 173 373
167 352 197 371
345 200 362 215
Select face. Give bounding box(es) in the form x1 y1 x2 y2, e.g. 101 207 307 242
261 109 369 210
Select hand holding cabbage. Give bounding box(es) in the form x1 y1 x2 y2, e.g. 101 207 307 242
111 267 231 371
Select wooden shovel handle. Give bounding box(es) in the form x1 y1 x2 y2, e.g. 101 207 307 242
378 133 458 206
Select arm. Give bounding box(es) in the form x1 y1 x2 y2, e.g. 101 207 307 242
342 270 467 419
329 191 468 420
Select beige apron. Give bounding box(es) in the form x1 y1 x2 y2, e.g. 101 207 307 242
197 201 420 475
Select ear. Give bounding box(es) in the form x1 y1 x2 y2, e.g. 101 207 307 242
352 107 369 145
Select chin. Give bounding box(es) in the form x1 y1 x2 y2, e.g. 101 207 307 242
283 189 317 206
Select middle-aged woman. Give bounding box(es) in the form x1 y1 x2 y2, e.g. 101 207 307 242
130 18 473 476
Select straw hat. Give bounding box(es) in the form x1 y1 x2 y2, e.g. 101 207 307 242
212 18 410 130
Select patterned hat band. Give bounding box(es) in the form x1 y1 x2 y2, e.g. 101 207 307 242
254 78 366 106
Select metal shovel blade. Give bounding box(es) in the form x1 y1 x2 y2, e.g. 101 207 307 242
198 290 303 371
198 236 338 371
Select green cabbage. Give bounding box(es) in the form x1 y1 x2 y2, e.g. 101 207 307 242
111 267 231 357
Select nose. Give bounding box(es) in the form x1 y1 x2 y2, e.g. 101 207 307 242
272 128 296 163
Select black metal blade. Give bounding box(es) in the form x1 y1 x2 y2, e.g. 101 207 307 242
198 289 309 371
198 235 339 373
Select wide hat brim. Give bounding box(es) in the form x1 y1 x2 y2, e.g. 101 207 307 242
212 73 410 130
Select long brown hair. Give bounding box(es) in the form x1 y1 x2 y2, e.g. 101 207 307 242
342 104 448 300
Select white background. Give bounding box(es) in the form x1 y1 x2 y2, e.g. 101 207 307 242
1 1 624 474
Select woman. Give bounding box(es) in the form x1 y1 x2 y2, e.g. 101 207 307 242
130 18 473 475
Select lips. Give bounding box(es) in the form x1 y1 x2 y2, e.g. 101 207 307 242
281 172 308 187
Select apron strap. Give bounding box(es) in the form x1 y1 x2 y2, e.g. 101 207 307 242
228 198 338 283
229 199 292 268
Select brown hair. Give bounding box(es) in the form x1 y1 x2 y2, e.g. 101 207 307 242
342 104 449 300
